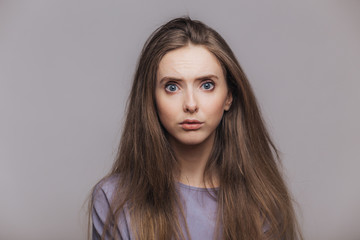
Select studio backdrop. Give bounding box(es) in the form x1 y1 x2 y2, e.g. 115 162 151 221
0 1 359 239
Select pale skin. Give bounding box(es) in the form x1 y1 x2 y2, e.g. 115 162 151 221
155 44 232 188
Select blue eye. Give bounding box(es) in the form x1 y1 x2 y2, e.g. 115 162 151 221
202 82 214 90
165 83 178 92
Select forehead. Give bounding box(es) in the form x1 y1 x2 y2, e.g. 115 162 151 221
157 44 224 80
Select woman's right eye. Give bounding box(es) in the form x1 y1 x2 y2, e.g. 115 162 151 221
165 83 178 92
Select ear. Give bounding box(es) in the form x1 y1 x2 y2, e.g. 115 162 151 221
224 91 233 111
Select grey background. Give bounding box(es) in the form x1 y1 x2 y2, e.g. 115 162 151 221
1 1 359 239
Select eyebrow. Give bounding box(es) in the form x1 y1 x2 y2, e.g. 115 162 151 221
159 74 219 85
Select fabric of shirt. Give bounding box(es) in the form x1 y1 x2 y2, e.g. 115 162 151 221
92 175 219 240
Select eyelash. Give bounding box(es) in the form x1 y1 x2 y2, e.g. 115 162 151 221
165 83 179 92
201 81 215 90
164 81 215 92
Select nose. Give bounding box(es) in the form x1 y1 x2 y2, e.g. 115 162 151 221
183 90 198 113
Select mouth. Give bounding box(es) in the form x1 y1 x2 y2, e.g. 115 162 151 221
179 119 204 130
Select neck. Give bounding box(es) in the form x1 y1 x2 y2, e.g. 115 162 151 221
169 133 218 188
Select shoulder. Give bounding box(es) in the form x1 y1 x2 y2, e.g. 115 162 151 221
92 174 122 214
93 175 119 196
91 174 133 239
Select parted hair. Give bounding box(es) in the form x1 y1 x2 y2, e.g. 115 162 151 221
88 16 302 240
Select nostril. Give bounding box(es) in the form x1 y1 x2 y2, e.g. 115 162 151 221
183 92 198 113
184 104 198 113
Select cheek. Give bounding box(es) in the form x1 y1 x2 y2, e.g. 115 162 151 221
156 96 178 124
202 96 227 118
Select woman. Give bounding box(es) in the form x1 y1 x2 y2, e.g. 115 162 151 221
89 16 302 240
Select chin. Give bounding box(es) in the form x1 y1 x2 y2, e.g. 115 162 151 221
180 139 205 146
175 134 210 146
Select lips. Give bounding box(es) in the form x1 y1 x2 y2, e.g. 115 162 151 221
180 119 204 130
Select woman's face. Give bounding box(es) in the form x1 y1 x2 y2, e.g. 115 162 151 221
155 44 232 147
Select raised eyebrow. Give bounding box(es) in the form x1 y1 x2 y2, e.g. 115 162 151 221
159 74 219 85
159 77 183 85
196 75 219 81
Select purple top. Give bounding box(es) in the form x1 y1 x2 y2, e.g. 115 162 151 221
92 175 220 239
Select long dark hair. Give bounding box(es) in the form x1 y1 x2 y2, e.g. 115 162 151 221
88 16 302 240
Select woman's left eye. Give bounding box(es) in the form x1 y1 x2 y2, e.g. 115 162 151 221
201 82 214 90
